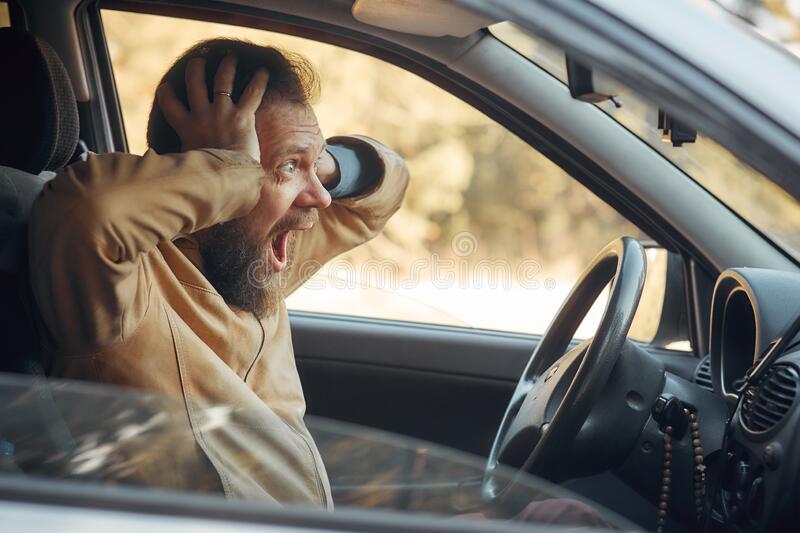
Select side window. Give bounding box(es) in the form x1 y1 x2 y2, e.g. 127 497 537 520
0 2 10 27
102 10 687 347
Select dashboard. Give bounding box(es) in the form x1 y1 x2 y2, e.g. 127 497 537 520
706 268 800 532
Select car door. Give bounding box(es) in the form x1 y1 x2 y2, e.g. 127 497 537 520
88 1 705 462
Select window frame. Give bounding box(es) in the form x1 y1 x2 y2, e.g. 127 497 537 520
88 0 704 354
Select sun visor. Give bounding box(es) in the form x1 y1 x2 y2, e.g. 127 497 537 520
352 0 499 37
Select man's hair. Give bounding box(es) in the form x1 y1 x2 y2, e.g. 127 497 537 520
147 38 320 154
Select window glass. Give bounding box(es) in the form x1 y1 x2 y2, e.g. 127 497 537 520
0 372 628 527
714 0 800 58
103 10 666 341
0 2 10 27
594 76 800 260
491 21 800 261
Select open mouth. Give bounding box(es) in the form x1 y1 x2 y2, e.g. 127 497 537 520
268 230 291 273
266 210 318 274
267 223 314 274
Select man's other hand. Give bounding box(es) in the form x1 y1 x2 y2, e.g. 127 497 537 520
316 149 340 190
157 54 268 163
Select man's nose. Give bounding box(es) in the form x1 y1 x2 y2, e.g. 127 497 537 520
295 175 332 209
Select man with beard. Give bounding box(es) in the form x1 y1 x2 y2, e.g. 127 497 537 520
28 39 408 505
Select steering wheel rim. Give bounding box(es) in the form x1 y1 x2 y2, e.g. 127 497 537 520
483 237 646 503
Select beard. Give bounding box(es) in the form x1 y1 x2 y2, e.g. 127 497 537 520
197 218 297 319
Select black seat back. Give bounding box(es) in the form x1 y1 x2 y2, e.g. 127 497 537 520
0 26 80 373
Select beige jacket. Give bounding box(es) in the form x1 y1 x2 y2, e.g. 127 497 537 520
28 136 409 507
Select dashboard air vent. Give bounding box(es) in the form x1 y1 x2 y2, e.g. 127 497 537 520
694 355 713 392
741 365 798 433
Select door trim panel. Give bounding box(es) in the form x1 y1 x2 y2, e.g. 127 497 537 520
290 311 699 382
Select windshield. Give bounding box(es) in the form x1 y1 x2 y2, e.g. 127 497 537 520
491 21 800 259
713 0 800 58
0 372 628 531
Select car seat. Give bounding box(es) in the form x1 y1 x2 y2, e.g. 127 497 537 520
0 26 85 472
0 26 80 374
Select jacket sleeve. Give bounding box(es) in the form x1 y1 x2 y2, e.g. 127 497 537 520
283 135 409 296
28 148 265 355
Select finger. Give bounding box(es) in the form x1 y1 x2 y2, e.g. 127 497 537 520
238 68 269 113
213 53 237 105
157 83 189 130
185 57 209 111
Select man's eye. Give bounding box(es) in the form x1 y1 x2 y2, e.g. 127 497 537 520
279 160 298 175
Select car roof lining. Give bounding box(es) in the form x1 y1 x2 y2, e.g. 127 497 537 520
350 0 499 38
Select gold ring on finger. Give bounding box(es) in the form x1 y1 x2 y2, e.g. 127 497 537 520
215 91 232 98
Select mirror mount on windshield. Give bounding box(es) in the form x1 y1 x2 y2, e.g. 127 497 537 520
565 56 620 107
658 109 697 147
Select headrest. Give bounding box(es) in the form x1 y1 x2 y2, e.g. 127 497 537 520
0 27 79 174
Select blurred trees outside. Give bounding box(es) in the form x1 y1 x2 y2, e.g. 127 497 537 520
0 3 9 26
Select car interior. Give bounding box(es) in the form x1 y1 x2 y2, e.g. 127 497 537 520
2 1 800 532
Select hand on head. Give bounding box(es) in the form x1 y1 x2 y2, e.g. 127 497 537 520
157 54 268 163
315 148 339 189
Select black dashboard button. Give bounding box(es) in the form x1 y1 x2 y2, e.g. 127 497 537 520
763 442 782 470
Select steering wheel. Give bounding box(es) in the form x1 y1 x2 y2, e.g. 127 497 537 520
483 237 646 502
